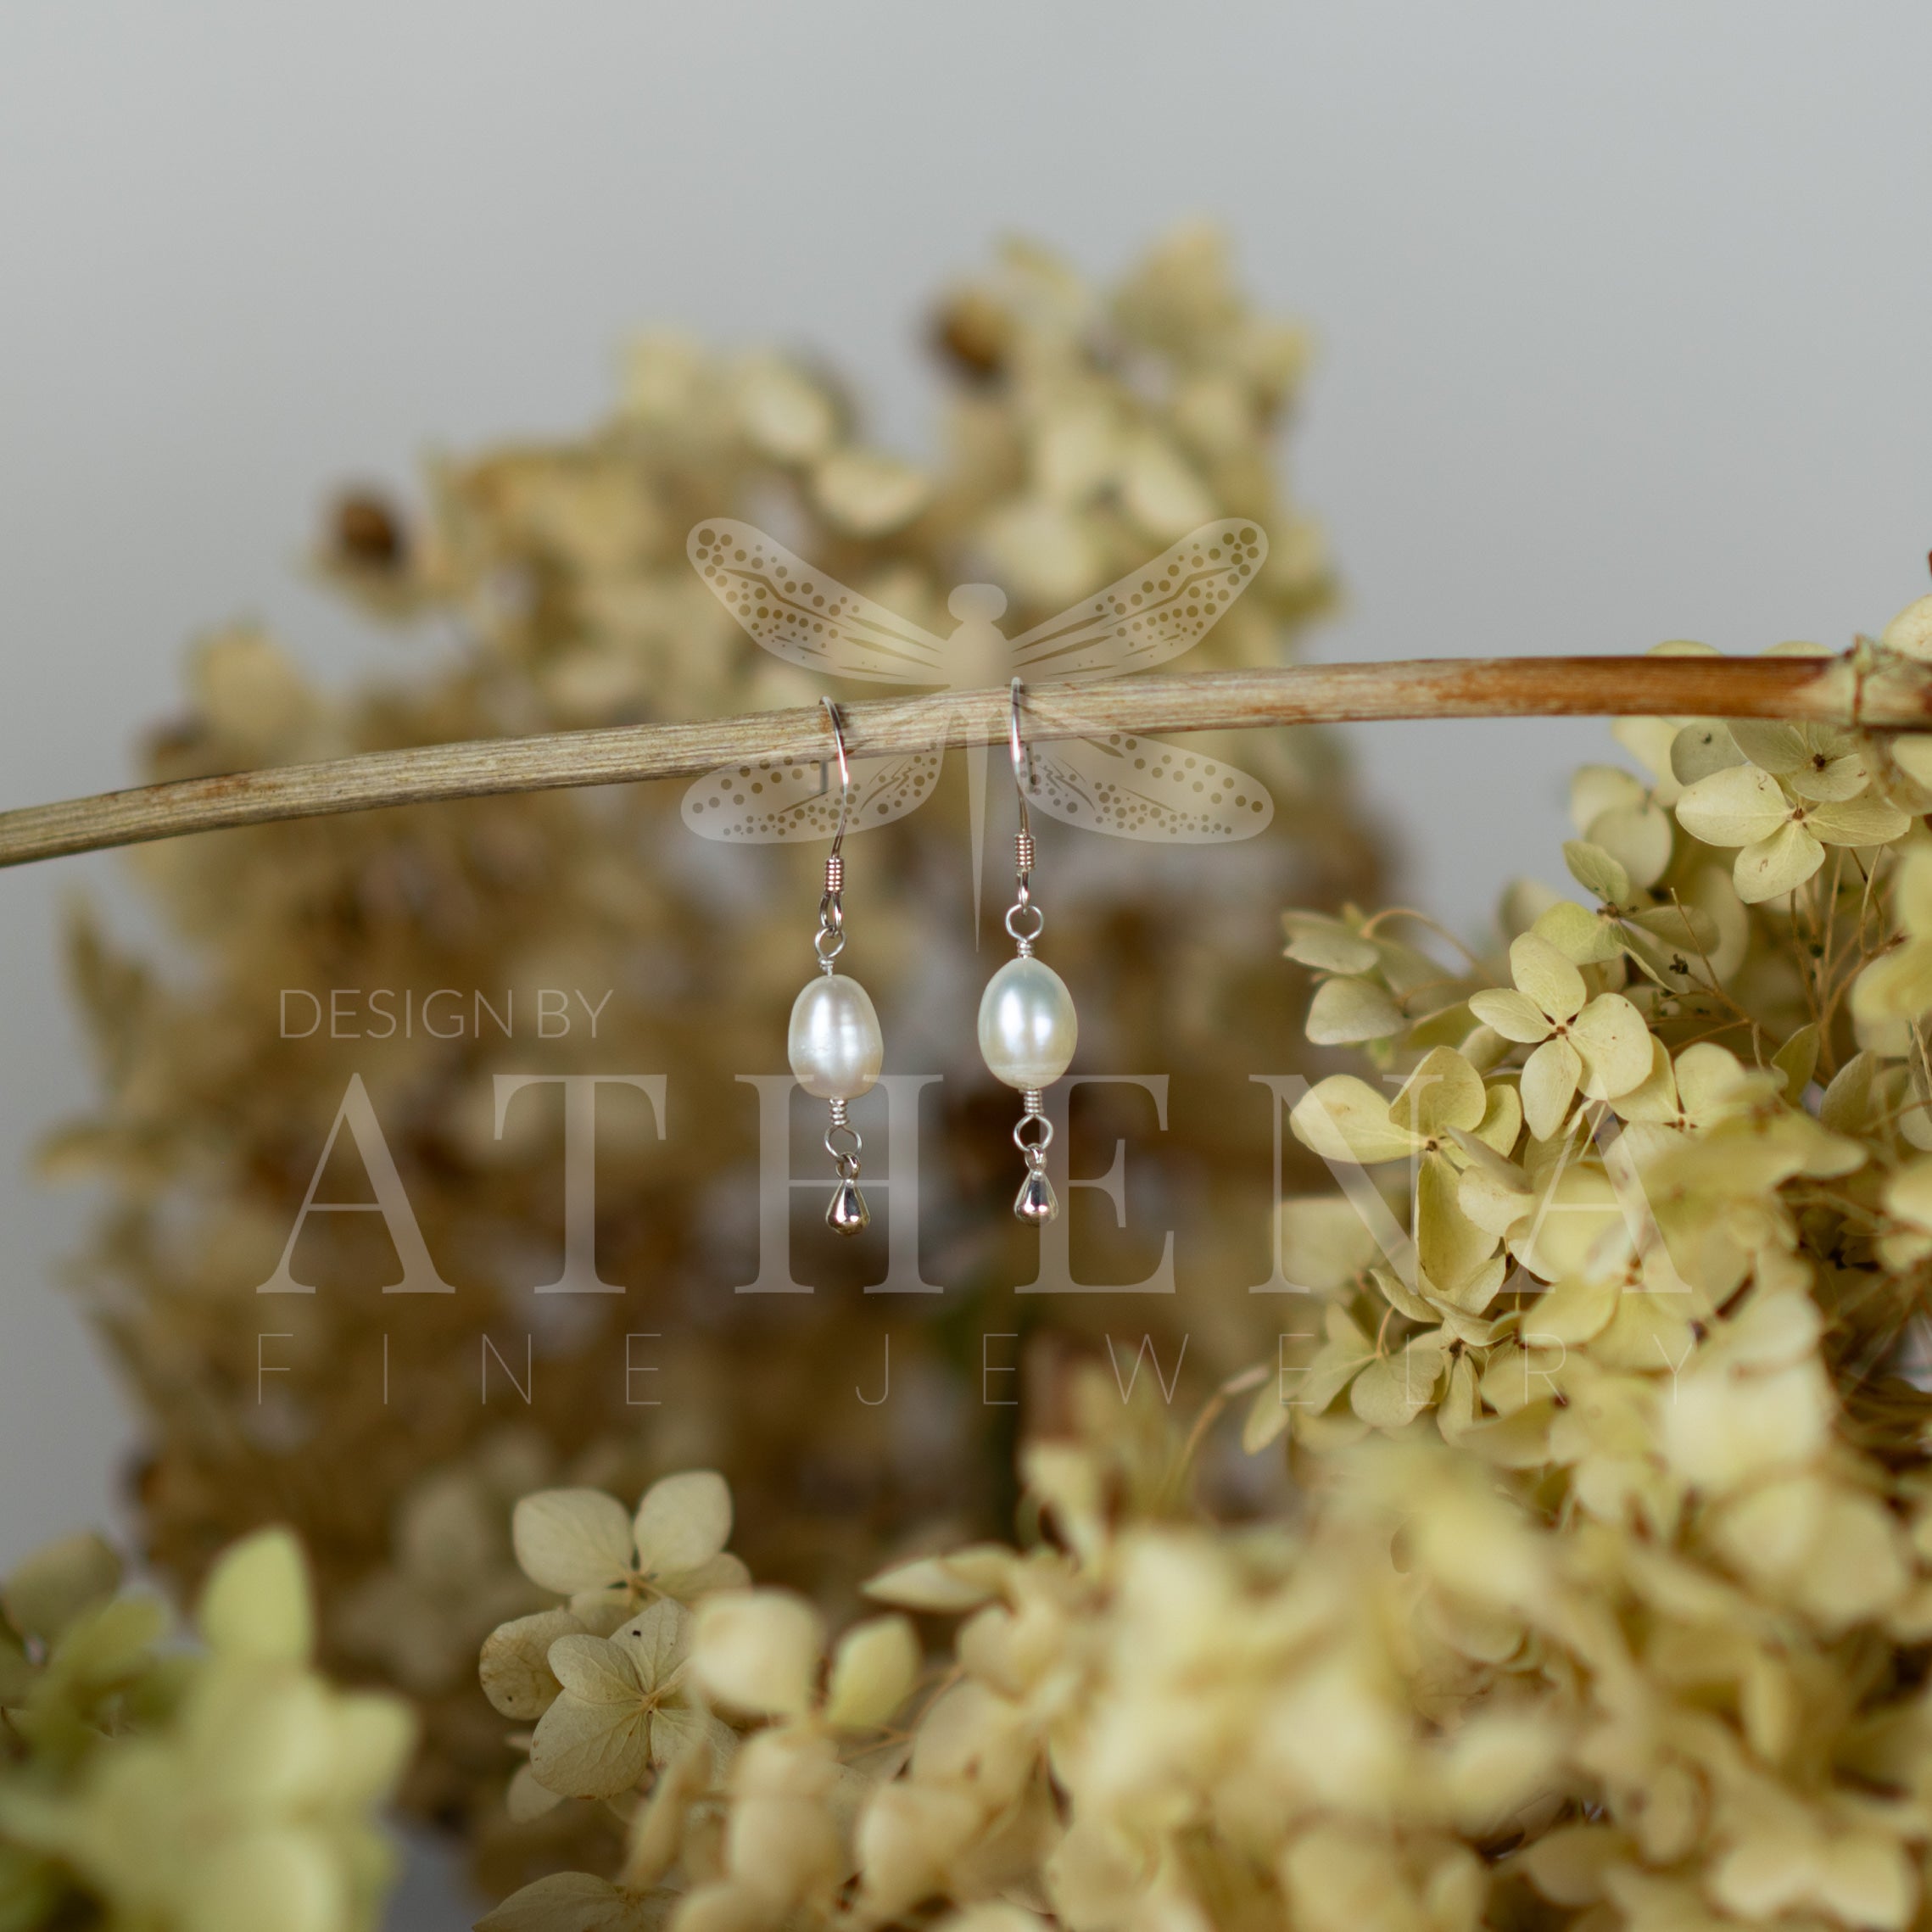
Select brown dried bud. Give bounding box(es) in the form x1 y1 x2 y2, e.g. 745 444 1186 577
930 288 1010 383
329 489 409 572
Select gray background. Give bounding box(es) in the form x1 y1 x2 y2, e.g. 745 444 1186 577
2 3 1929 1916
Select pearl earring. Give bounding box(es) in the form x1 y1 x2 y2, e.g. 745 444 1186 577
787 700 882 1236
979 678 1078 1224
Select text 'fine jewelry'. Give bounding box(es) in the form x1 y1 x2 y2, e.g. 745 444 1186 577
979 678 1079 1224
786 699 883 1235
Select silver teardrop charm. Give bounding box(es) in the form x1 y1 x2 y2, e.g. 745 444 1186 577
1013 1167 1059 1225
827 1178 871 1236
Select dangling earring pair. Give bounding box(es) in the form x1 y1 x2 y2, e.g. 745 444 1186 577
789 684 1079 1232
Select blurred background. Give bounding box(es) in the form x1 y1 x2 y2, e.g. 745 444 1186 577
3 5 1931 1919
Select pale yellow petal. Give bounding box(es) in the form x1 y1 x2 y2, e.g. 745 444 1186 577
1770 1025 1818 1099
1889 733 1932 790
1611 1036 1677 1121
1521 1036 1582 1142
549 1633 645 1704
480 1609 581 1720
1569 763 1650 833
1527 1273 1618 1344
1304 974 1404 1045
1674 1041 1750 1117
529 1686 654 1801
824 1616 919 1730
692 1589 824 1719
1413 1151 1494 1290
1467 989 1550 1045
734 358 836 463
328 1690 416 1806
1351 1337 1447 1428
1882 592 1932 660
1472 1080 1522 1155
1522 1826 1632 1913
1276 1197 1380 1293
1676 762 1790 849
503 1763 567 1824
1613 715 1684 796
1734 820 1823 902
633 1471 733 1578
1885 1159 1932 1235
1726 719 1808 774
647 1705 737 1778
1670 718 1742 785
1391 1047 1487 1138
2 1532 121 1645
1561 840 1630 907
1531 898 1624 965
1509 932 1586 1022
811 449 929 536
861 1547 1009 1612
1784 753 1871 802
1570 994 1654 1098
514 1489 634 1596
1852 939 1932 1025
477 1870 644 1931
189 1827 343 1932
659 1553 751 1600
1456 1136 1533 1237
614 1600 691 1693
1590 802 1674 888
1281 912 1379 974
1283 1823 1422 1932
1899 847 1932 932
1806 790 1912 847
1290 1077 1414 1165
198 1527 313 1667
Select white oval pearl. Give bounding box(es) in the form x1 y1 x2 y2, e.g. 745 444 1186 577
978 956 1077 1090
789 974 884 1100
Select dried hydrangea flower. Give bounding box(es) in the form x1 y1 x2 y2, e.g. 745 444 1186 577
0 1526 414 1932
512 1472 749 1620
1470 932 1652 1138
526 1600 734 1803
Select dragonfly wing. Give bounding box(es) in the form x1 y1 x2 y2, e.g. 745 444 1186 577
1008 520 1267 680
682 749 942 843
690 520 947 684
1026 734 1274 843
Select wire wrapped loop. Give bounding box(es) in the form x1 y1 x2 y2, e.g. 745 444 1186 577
825 1097 863 1181
1013 1090 1053 1164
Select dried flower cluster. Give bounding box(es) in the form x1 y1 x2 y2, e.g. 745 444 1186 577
47 229 1368 1875
469 598 1932 1932
0 1526 413 1931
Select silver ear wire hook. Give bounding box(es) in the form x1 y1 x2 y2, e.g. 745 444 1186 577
823 696 852 860
814 698 852 973
1004 678 1041 954
1008 677 1033 850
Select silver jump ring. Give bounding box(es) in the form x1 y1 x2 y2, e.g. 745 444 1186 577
825 1121 863 1175
1013 1112 1053 1157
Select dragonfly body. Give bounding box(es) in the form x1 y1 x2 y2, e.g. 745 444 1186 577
941 586 1013 692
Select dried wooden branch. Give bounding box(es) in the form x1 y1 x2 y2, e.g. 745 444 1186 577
1 651 1924 873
